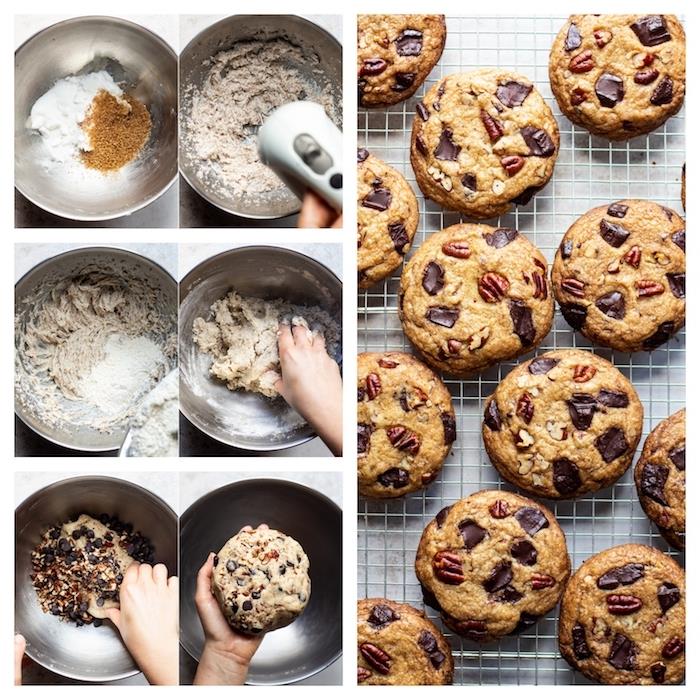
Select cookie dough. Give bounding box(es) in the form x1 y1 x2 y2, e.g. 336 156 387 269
357 149 419 288
549 15 685 140
552 200 685 352
410 69 559 219
415 490 570 643
357 598 454 685
193 289 341 398
211 527 311 634
399 223 553 376
358 15 446 108
635 409 685 550
482 349 643 499
559 544 685 684
358 352 456 498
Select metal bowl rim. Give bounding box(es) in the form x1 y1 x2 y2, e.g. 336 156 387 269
15 15 178 222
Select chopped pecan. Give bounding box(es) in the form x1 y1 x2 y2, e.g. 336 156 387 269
479 272 510 303
357 667 372 682
489 500 510 518
662 636 685 659
571 87 587 105
480 110 504 142
432 550 465 584
636 280 665 297
378 357 399 369
561 277 585 297
516 392 535 424
359 642 391 674
623 245 641 268
532 270 548 299
634 68 659 84
569 50 595 73
501 155 525 176
594 29 612 47
386 426 421 455
573 364 597 382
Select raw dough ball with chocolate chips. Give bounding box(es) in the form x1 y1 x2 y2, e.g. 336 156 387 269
482 349 643 499
357 149 419 288
358 14 446 108
211 527 310 634
410 69 559 219
552 200 685 352
415 490 570 643
399 223 553 377
635 409 685 550
357 598 454 685
559 544 685 684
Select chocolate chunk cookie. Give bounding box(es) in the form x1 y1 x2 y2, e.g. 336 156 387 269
415 490 570 643
635 409 685 550
358 352 456 499
357 598 454 684
358 149 419 288
552 200 685 352
410 69 559 219
483 349 643 499
559 544 685 684
399 224 553 377
358 15 446 108
549 15 686 140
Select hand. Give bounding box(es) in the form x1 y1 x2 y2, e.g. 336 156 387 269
298 189 342 229
193 526 265 686
104 563 179 686
14 634 26 685
275 322 343 456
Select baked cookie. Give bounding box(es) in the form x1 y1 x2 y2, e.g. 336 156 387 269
549 15 686 140
399 224 553 376
559 544 685 684
357 598 454 685
681 163 685 210
358 352 456 498
482 349 643 499
410 69 559 219
358 149 419 288
634 409 685 550
552 200 685 352
357 15 446 108
415 490 570 643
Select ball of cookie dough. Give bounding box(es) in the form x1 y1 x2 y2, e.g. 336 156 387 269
212 527 310 634
549 15 686 140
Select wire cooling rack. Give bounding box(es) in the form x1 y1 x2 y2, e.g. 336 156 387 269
357 15 685 685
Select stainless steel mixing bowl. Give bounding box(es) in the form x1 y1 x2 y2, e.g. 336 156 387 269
15 16 178 220
179 246 342 451
179 478 342 684
15 247 178 452
15 476 178 682
179 15 342 219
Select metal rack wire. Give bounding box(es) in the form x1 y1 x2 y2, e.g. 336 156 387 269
357 15 685 685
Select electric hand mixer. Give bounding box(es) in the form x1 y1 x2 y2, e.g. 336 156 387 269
257 101 343 213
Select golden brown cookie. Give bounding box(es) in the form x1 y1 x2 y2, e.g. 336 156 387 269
357 598 453 685
634 409 685 550
552 200 685 352
559 544 685 684
358 352 456 499
549 15 686 140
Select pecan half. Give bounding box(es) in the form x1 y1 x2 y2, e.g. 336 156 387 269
531 574 555 590
366 373 381 399
573 364 597 382
442 241 471 258
569 50 595 73
636 280 665 297
378 357 399 369
634 68 659 85
433 550 465 584
480 110 504 142
623 245 641 268
532 270 548 299
571 87 587 105
606 594 643 615
479 272 510 302
501 155 525 176
561 277 585 297
662 636 685 659
489 500 510 518
359 642 391 674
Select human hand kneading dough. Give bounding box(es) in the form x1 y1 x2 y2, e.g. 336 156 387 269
276 321 343 456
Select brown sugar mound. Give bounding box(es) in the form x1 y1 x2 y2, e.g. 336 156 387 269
81 90 151 171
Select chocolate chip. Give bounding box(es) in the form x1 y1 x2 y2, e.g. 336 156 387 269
492 585 523 603
572 622 592 659
560 302 587 330
241 600 253 611
458 519 487 550
651 662 667 684
596 389 629 408
567 393 597 430
640 462 669 506
368 604 400 628
561 239 574 259
595 291 626 319
607 202 628 218
595 427 629 463
435 505 452 528
422 261 445 295
600 219 630 247
528 357 559 375
416 102 429 121
658 581 680 613
520 126 555 157
609 633 636 670
509 300 535 346
442 412 457 443
630 15 671 46
394 28 423 56
510 539 537 566
595 73 625 107
377 467 410 488
514 507 549 536
484 399 502 431
387 222 410 253
668 445 685 471
553 458 582 495
417 630 446 669
483 561 513 593
643 321 675 350
672 229 685 251
666 273 685 299
360 58 388 76
362 187 392 211
357 423 373 455
564 23 582 51
597 563 645 590
651 76 674 105
460 172 477 192
496 80 533 108
434 128 461 161
426 306 459 328
483 227 518 248
357 148 369 163
392 72 416 92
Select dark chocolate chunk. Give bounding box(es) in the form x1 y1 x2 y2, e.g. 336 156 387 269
377 467 410 488
357 148 370 163
561 239 574 259
417 629 446 669
422 261 445 295
520 126 555 157
483 561 513 593
461 173 477 192
442 412 457 443
434 128 461 161
514 507 549 536
630 15 672 47
483 227 518 248
607 202 628 218
510 539 537 566
435 505 452 528
553 458 582 495
368 603 399 628
496 80 533 108
492 585 523 603
528 357 559 375
564 23 582 51
600 219 630 247
608 633 636 671
357 423 373 455
597 563 645 590
595 73 625 107
416 102 430 121
568 393 597 430
394 28 423 56
666 273 685 299
458 519 488 551
640 462 669 506
595 427 629 463
560 302 587 330
572 622 592 659
595 291 626 319
651 76 674 105
657 581 680 613
643 321 675 350
484 399 502 431
668 445 685 471
672 229 685 251
388 222 410 253
392 72 416 92
426 306 459 328
362 187 392 211
509 300 535 346
596 389 629 408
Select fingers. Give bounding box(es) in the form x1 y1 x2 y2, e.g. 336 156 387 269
298 190 334 228
291 323 313 345
331 214 343 229
167 574 179 591
123 561 140 586
152 563 169 586
312 331 327 352
277 322 294 355
103 606 121 629
138 563 153 581
14 634 26 686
